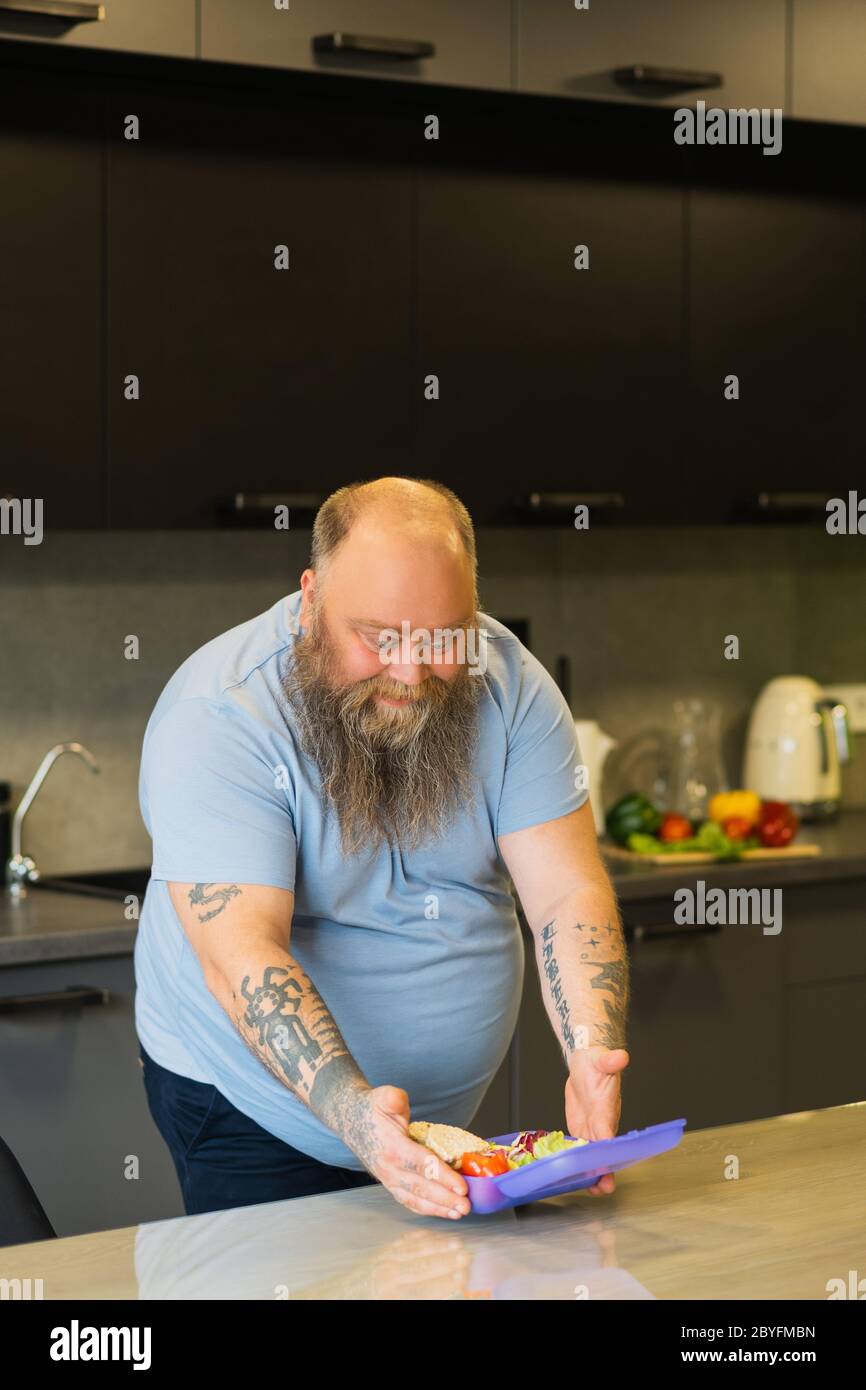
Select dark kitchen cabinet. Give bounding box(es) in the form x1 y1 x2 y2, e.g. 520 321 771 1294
783 880 866 1112
200 0 512 92
686 188 866 509
412 144 687 525
0 0 195 58
618 900 786 1131
792 0 866 126
0 73 105 529
105 87 413 526
0 954 183 1239
4 16 862 532
517 0 786 112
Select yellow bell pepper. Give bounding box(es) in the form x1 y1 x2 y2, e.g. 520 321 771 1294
708 790 761 829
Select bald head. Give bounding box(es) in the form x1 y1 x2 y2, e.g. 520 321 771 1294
310 476 476 588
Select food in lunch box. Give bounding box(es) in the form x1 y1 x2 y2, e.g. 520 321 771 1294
408 1121 489 1168
409 1121 587 1176
485 1129 588 1174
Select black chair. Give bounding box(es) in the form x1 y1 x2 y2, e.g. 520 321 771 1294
0 1134 56 1247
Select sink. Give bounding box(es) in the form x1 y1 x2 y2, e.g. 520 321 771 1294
32 868 151 901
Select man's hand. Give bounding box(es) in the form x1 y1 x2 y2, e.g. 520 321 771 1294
345 1083 472 1221
564 1045 630 1197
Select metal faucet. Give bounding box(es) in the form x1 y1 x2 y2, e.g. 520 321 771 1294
5 743 100 899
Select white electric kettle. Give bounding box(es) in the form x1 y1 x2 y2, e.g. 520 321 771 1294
574 719 618 834
743 676 851 818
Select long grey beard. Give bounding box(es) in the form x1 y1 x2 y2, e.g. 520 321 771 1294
284 625 482 857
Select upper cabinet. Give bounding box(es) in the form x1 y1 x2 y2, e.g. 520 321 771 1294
685 188 866 513
105 91 413 527
200 0 513 91
0 72 106 528
516 0 786 110
791 0 866 125
0 0 196 58
412 158 688 525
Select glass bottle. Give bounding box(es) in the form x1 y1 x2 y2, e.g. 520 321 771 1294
666 699 728 822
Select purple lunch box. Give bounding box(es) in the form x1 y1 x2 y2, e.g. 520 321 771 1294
463 1118 687 1214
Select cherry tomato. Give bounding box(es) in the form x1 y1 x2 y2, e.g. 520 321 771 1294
659 813 693 842
461 1151 510 1177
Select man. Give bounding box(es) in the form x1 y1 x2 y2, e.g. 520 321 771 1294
135 476 629 1221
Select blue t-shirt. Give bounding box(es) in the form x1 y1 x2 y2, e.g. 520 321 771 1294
134 591 585 1169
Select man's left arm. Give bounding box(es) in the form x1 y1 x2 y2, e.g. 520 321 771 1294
498 801 629 1196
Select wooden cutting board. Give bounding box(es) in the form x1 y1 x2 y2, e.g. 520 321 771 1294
605 843 822 865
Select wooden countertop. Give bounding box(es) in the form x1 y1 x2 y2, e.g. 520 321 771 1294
3 1103 863 1300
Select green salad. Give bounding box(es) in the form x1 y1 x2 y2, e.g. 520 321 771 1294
499 1129 588 1168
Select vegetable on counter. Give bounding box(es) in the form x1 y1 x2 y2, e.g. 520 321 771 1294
605 793 662 846
708 790 762 829
721 816 754 841
611 788 800 859
627 819 749 860
756 800 799 848
626 832 665 855
658 812 693 842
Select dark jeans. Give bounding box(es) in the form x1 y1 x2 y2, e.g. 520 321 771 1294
139 1043 377 1216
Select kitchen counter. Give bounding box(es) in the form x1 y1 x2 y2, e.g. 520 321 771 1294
1 811 865 966
0 888 136 967
2 1103 863 1299
604 809 866 903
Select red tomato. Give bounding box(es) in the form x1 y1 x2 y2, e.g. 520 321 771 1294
659 813 693 842
756 801 799 848
722 816 753 841
461 1151 510 1177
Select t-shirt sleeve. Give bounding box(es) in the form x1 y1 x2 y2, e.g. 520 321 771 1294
143 696 297 891
495 648 589 837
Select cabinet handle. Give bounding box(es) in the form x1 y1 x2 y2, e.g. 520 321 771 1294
0 985 110 1013
313 33 435 61
527 491 625 510
613 65 722 91
232 492 324 513
0 1 104 18
517 492 626 523
756 492 828 514
624 922 722 942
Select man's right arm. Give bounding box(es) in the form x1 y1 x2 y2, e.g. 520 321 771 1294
167 880 470 1220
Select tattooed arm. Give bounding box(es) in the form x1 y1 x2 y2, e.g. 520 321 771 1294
499 803 629 1056
498 802 629 1191
167 880 470 1220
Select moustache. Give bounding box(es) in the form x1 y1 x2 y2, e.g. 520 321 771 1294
348 672 449 706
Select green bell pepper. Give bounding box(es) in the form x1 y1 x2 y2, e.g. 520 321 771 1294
605 794 662 845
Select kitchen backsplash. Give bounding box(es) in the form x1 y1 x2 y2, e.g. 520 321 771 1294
1 526 864 874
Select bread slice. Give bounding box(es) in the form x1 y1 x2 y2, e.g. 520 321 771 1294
408 1120 491 1168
